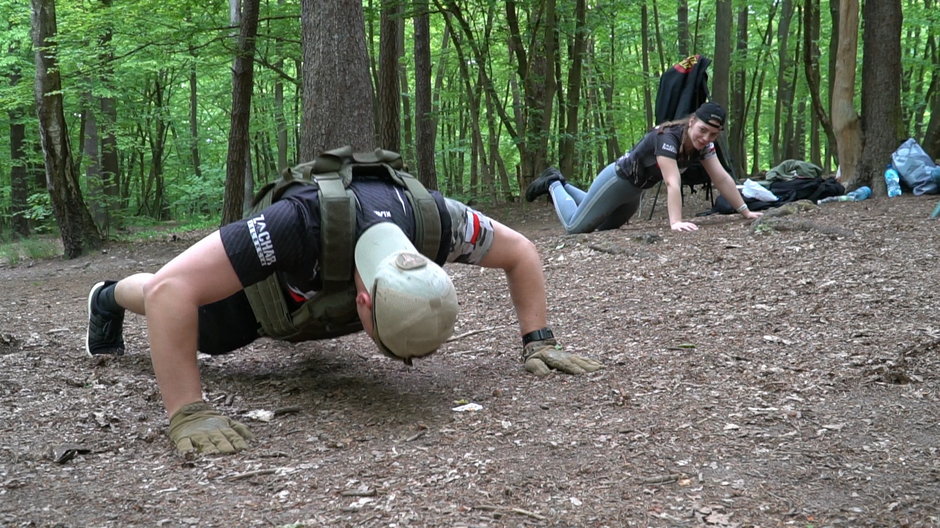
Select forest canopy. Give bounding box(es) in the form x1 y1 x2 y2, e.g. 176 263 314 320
3 0 938 250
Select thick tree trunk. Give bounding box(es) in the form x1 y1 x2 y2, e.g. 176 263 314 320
858 0 903 194
831 0 862 186
300 0 376 159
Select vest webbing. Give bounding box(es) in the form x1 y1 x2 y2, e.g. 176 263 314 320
242 146 445 342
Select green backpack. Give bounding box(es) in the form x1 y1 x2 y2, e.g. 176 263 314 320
242 145 444 342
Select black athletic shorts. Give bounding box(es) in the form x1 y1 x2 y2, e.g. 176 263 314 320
197 291 261 355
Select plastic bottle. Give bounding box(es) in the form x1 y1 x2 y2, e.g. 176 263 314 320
817 186 871 204
884 165 902 197
846 186 872 201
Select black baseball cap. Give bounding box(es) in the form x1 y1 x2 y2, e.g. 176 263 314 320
695 102 726 129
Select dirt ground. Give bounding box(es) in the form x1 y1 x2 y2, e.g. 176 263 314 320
1 190 938 528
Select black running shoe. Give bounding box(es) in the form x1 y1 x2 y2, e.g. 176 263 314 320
86 281 125 356
525 167 566 202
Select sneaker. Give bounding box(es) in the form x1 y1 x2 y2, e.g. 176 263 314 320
86 281 125 356
525 167 566 202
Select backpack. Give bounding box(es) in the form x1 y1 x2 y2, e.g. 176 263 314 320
891 138 939 195
242 146 447 342
769 176 844 204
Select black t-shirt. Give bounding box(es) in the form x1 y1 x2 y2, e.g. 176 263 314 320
219 177 497 306
613 123 717 189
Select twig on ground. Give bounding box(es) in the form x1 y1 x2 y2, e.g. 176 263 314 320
472 504 547 521
446 326 507 343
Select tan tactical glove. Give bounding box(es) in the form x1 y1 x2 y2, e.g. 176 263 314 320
522 339 605 377
168 401 254 454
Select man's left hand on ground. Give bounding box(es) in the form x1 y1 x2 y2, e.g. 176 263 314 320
522 340 605 377
168 401 254 454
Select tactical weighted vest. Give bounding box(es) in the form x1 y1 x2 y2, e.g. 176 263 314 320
242 146 447 342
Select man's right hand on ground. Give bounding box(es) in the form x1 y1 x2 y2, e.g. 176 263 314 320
168 401 254 454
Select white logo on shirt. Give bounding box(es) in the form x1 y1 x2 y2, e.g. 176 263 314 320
661 142 677 154
247 214 276 266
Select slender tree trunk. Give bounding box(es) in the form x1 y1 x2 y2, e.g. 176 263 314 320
413 1 436 188
397 16 414 168
772 0 794 164
677 0 689 57
730 7 748 178
377 0 402 152
82 91 106 232
559 0 585 179
641 6 653 126
223 0 259 224
9 111 31 239
30 0 101 258
804 0 836 171
188 49 203 179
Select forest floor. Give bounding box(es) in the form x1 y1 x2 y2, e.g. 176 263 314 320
1 189 939 528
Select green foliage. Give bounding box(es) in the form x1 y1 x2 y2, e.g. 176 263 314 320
0 236 61 266
24 193 55 233
2 0 937 233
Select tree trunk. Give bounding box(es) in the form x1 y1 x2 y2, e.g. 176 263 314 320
772 0 794 164
713 0 731 109
676 0 689 57
730 7 748 178
397 17 414 168
300 0 376 159
504 0 557 190
188 49 203 179
831 0 862 186
82 91 106 232
9 112 31 239
30 0 101 258
273 0 290 172
377 0 402 153
223 0 259 224
803 0 827 167
858 0 902 194
559 0 586 180
924 71 940 159
640 6 653 126
413 1 436 189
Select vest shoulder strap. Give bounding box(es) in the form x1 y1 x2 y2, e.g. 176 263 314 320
243 146 443 341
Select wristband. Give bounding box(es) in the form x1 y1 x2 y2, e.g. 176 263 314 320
522 327 554 346
736 203 749 213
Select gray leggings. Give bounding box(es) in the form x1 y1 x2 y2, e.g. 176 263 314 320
548 162 643 234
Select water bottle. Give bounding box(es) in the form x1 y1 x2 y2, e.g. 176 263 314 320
846 186 872 201
817 195 850 204
817 186 871 204
884 165 901 197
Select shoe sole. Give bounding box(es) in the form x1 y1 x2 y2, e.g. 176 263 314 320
86 281 106 357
